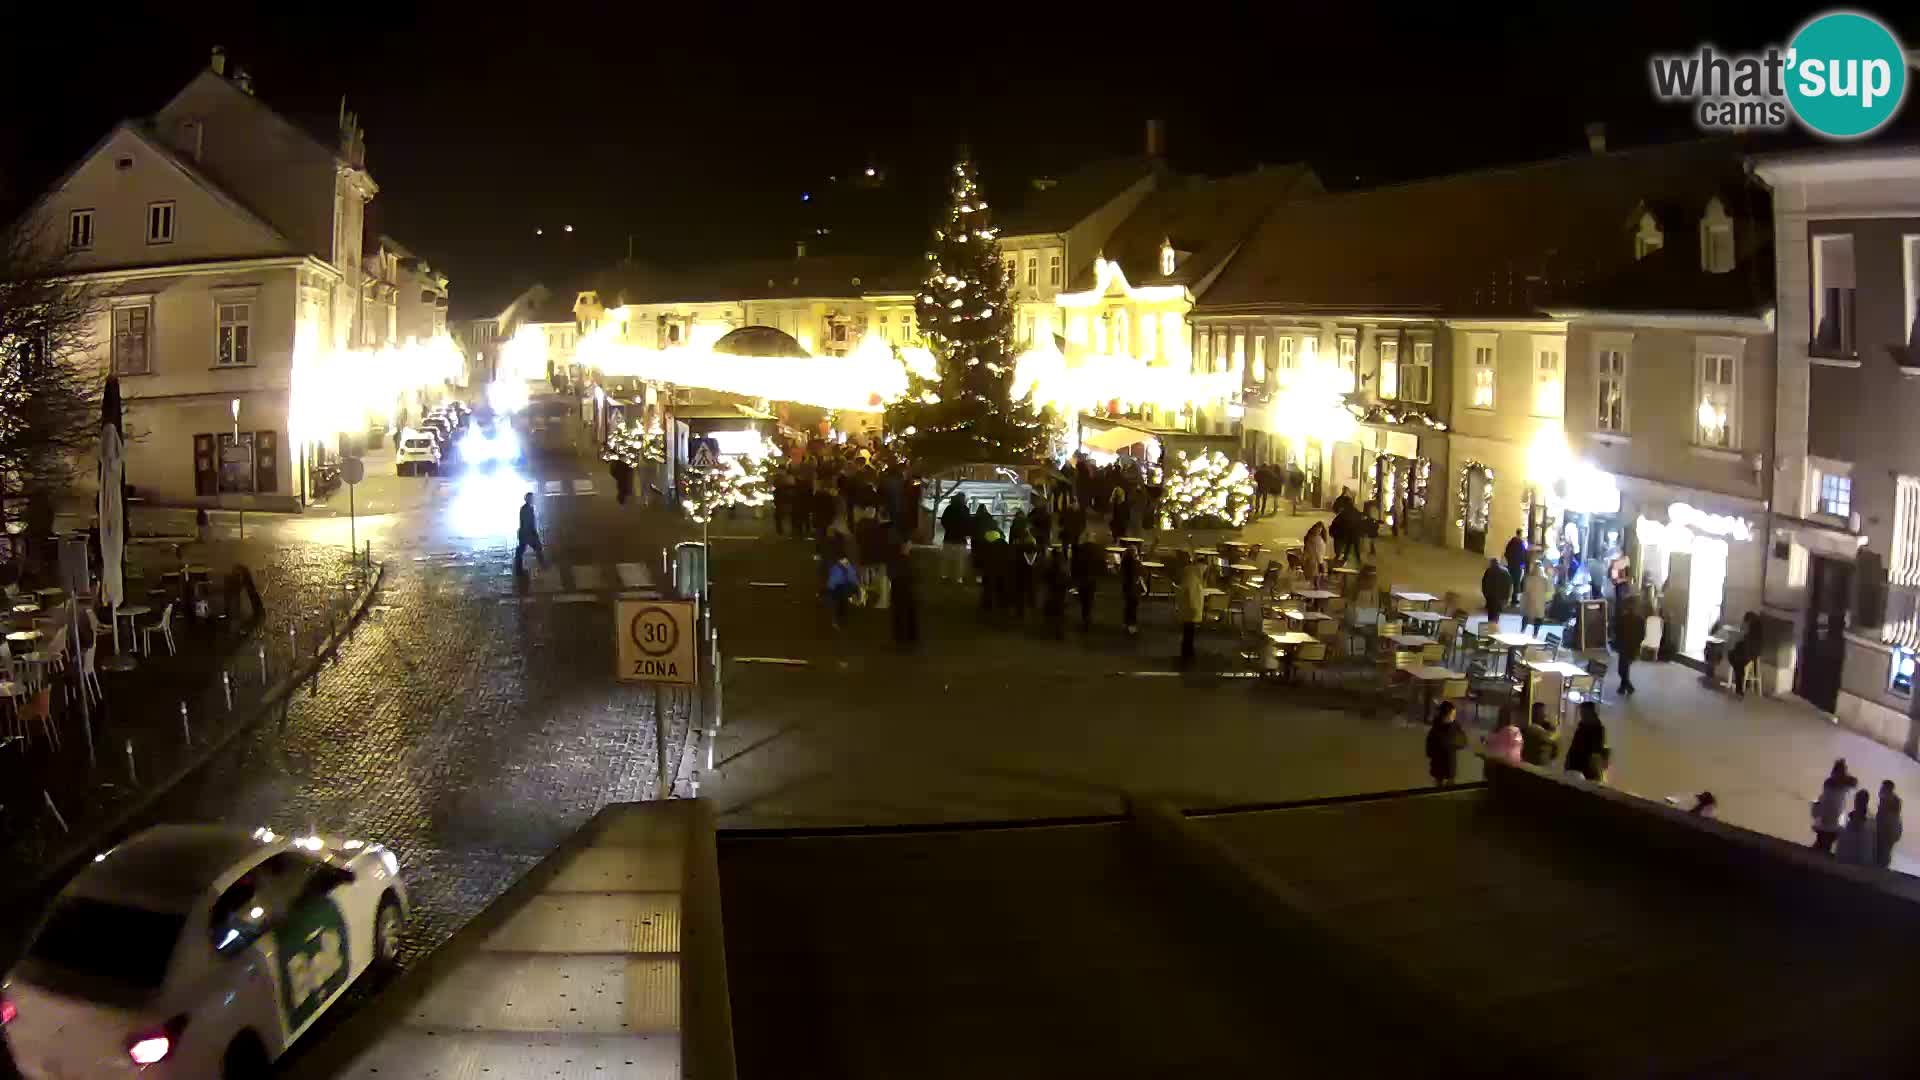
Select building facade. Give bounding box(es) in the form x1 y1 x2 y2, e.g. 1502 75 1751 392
994 156 1159 352
25 52 377 508
1755 147 1920 748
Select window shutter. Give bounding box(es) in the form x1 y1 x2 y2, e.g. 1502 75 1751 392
254 430 278 493
193 434 218 496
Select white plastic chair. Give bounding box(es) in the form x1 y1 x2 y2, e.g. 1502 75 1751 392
142 603 177 657
79 641 102 705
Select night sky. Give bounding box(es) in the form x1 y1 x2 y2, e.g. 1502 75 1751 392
4 3 1915 315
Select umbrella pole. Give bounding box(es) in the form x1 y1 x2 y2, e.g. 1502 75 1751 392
112 600 120 656
73 596 92 765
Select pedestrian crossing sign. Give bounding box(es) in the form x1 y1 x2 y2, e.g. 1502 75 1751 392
689 442 719 469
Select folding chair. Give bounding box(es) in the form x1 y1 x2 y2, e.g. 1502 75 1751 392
142 603 177 657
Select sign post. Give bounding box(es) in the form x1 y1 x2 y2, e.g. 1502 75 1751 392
341 456 365 556
617 597 696 798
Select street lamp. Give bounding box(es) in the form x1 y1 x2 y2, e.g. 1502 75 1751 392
230 398 244 540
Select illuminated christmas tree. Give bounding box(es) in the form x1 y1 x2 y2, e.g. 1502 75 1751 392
602 418 663 467
1158 450 1256 529
884 157 1048 468
682 455 771 525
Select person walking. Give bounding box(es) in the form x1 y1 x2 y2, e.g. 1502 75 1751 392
1520 561 1552 636
855 507 891 610
1119 544 1143 636
1564 701 1609 783
888 541 919 646
1811 758 1857 853
825 552 859 630
1425 701 1468 788
1484 713 1524 766
1615 590 1648 696
771 465 792 535
1729 610 1763 698
1520 701 1559 767
1011 514 1038 618
514 493 546 574
939 492 970 583
1176 555 1205 668
970 503 996 583
1480 557 1512 631
1070 539 1100 632
1108 487 1131 545
977 523 1007 619
1836 789 1875 866
1875 780 1903 869
1029 498 1053 552
1503 529 1530 593
1302 522 1328 585
1042 547 1070 639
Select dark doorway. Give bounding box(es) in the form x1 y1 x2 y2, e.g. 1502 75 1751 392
1797 555 1853 713
1463 465 1490 554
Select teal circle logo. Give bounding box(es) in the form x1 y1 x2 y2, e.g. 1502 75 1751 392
1786 11 1908 138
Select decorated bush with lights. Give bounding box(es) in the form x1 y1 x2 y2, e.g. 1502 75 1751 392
602 417 663 467
1157 450 1256 530
884 157 1048 469
681 454 770 525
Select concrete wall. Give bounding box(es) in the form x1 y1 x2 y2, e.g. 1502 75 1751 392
41 127 288 268
1838 635 1918 755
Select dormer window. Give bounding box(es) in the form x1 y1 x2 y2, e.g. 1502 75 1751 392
1159 239 1176 276
1634 211 1664 260
1700 197 1734 274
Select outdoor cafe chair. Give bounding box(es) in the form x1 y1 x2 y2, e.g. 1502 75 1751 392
1201 588 1230 625
1435 617 1461 666
79 642 102 705
142 602 177 657
1421 642 1446 666
1294 641 1328 685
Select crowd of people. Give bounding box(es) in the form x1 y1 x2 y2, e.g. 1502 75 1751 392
1810 759 1904 869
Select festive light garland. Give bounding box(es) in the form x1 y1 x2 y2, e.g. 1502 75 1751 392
1157 450 1256 529
601 417 663 467
682 454 770 525
1348 402 1449 431
1456 460 1494 531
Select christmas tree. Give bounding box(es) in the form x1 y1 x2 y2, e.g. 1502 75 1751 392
602 418 663 467
681 455 771 525
884 157 1048 469
1158 450 1256 530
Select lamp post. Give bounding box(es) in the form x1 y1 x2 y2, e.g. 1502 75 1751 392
231 398 244 540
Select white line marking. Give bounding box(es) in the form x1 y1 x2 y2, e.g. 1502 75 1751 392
735 657 810 666
571 565 603 590
747 581 788 588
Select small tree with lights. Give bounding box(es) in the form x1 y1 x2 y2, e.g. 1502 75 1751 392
681 455 770 525
1157 450 1256 530
884 157 1047 471
601 417 663 468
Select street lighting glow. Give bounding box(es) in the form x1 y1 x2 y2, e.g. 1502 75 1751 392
564 224 574 233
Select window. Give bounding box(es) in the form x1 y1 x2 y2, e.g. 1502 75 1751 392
1026 256 1038 288
1404 340 1432 403
1701 198 1735 274
1893 649 1915 696
1048 253 1062 286
1160 242 1176 276
1812 233 1856 357
1230 329 1245 375
1162 314 1182 364
1193 328 1209 372
1023 314 1035 346
146 201 175 244
1596 346 1627 432
1140 313 1158 360
1532 337 1563 417
112 305 151 375
1115 310 1129 355
217 432 257 493
1634 211 1664 260
28 897 184 991
1695 350 1738 448
1819 472 1852 519
1003 257 1015 283
1335 334 1357 391
1377 338 1399 399
1275 335 1297 378
68 209 94 251
217 303 252 366
1469 337 1496 408
1905 236 1920 349
1896 476 1920 588
1252 334 1267 383
1214 330 1228 374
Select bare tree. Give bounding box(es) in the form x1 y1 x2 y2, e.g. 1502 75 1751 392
0 222 103 561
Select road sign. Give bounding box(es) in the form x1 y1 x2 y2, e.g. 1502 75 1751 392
689 442 718 469
616 598 696 684
341 457 365 485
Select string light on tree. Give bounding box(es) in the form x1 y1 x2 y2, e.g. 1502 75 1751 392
1157 450 1256 529
601 418 663 467
681 454 770 525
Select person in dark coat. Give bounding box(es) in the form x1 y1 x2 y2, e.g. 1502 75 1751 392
1108 488 1131 543
1059 496 1086 554
1011 516 1038 617
1729 610 1763 698
1479 557 1512 629
1503 529 1530 592
1119 545 1143 635
1615 591 1648 696
970 504 996 581
1029 499 1053 551
789 475 812 539
1070 540 1100 631
610 457 635 505
1332 486 1355 516
1425 701 1467 787
888 541 919 646
813 487 837 546
514 493 546 574
1875 780 1903 869
939 492 971 582
1042 548 1070 639
1564 701 1609 782
1520 701 1559 766
977 524 1009 619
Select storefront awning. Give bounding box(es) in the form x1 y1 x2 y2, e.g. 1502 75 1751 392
1083 424 1154 453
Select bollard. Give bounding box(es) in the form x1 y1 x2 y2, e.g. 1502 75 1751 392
259 642 268 685
223 671 233 711
42 791 68 833
179 701 191 744
125 739 138 786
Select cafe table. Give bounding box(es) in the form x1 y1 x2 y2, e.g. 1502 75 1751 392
1265 630 1321 679
1389 589 1438 610
1387 633 1439 650
1401 609 1443 629
1406 664 1464 720
1295 588 1338 610
1488 631 1544 673
11 603 39 617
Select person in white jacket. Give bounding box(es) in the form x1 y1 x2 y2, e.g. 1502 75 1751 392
1301 522 1328 585
1520 561 1553 636
1811 758 1858 853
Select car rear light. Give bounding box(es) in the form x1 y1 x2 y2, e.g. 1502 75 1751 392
126 1014 188 1065
1 993 16 1025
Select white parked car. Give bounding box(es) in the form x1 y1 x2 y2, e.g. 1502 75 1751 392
2 825 409 1079
395 429 441 476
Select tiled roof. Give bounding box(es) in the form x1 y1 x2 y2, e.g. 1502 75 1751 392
1067 165 1321 296
599 254 919 306
994 156 1161 237
1198 140 1760 317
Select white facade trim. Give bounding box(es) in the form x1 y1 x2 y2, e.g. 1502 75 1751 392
1546 309 1773 334
64 254 337 286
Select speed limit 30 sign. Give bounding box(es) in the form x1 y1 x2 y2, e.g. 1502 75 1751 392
616 598 697 684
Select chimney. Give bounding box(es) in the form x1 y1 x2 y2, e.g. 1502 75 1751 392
210 46 227 76
1586 121 1607 155
1145 117 1166 159
234 67 254 95
795 241 807 259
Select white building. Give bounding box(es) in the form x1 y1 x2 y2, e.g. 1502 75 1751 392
23 49 377 508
